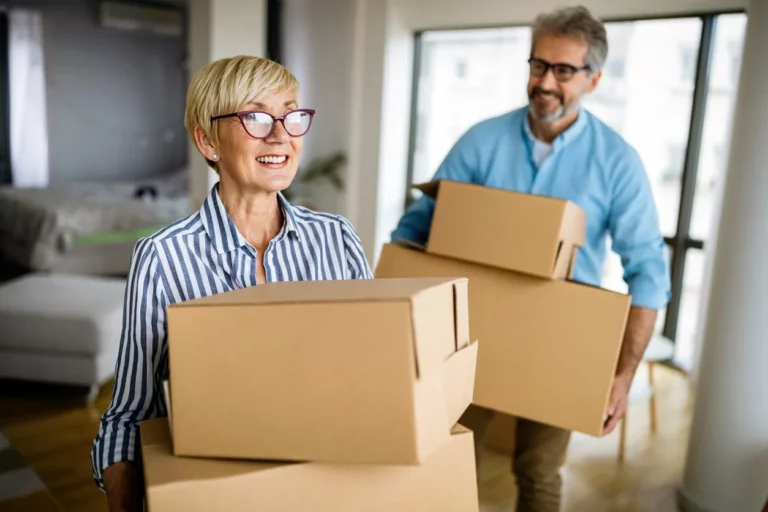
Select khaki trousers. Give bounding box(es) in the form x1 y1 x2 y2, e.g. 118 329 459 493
461 405 572 512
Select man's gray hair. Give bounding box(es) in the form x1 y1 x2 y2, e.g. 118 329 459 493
531 6 608 72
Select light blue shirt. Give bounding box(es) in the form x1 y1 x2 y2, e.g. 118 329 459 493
91 184 372 490
392 106 671 310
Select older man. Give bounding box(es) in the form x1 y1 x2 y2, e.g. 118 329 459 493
391 6 671 512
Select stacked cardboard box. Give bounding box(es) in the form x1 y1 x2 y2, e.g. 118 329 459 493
375 180 632 437
139 277 480 511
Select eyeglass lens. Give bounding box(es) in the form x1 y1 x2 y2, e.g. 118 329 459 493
241 111 312 138
529 60 576 81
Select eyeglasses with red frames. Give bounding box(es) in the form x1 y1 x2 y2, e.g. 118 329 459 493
210 109 315 139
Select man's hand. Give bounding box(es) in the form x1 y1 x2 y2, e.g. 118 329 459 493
602 306 657 435
603 373 633 435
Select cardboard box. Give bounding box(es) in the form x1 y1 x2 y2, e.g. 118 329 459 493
166 277 478 465
484 412 518 455
375 244 631 436
458 405 518 455
140 418 480 512
415 180 585 279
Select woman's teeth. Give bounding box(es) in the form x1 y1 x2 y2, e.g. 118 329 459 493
257 155 287 164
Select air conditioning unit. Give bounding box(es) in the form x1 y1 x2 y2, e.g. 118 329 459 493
98 1 183 37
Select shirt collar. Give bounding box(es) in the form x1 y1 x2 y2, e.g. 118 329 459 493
523 107 588 152
199 183 301 255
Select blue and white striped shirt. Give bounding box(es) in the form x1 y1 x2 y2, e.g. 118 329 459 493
90 184 372 489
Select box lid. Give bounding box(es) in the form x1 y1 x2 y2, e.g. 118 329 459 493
170 277 462 308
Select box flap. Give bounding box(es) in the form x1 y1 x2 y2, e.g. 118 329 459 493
443 341 479 426
452 281 470 351
552 242 574 279
561 201 587 246
567 246 579 279
171 277 460 308
410 279 467 378
450 423 471 435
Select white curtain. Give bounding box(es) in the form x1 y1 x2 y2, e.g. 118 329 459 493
8 9 49 188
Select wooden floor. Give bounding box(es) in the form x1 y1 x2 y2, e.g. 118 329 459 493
0 364 691 512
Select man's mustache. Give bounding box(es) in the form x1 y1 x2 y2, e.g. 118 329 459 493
530 87 564 101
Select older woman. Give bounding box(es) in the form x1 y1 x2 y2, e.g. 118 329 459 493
90 56 372 511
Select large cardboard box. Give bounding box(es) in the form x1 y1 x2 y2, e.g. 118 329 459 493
140 418 480 512
375 244 631 436
415 180 585 279
166 277 478 465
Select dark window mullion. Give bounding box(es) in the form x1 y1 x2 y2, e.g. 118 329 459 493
266 0 284 64
663 14 717 341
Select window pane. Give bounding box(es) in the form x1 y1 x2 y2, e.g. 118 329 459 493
582 18 702 238
411 28 530 185
690 13 748 240
675 248 707 370
410 18 701 240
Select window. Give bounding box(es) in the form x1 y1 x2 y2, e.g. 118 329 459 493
690 14 747 241
663 144 687 181
409 28 530 186
455 59 468 79
405 12 747 371
679 46 699 84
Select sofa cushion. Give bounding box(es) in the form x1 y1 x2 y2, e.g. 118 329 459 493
0 274 125 356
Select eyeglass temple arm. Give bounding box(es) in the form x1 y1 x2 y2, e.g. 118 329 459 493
210 113 239 121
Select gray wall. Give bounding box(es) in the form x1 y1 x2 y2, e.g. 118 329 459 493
7 0 188 183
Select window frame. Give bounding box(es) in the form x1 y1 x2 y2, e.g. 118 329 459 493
402 10 746 362
267 0 284 64
0 10 10 186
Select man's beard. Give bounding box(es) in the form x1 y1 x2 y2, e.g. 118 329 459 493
528 86 579 123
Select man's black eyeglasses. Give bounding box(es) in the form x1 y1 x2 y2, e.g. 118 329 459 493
528 57 592 82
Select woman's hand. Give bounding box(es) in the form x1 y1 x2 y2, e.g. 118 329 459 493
103 461 143 512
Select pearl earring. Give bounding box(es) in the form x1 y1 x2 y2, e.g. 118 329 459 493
211 153 218 161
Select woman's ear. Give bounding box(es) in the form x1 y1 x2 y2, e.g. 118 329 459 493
193 125 217 161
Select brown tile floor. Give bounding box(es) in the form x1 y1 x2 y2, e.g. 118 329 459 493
0 363 691 511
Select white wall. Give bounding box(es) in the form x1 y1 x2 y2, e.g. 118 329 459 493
6 0 188 183
390 0 747 30
187 0 267 208
282 0 355 215
680 2 768 508
343 0 748 264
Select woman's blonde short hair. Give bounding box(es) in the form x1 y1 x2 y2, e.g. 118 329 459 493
184 55 300 168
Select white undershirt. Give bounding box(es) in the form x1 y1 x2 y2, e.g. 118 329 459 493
532 138 554 167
